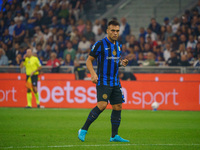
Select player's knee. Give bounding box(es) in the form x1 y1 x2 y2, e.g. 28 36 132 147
112 104 122 111
27 89 31 93
97 102 107 111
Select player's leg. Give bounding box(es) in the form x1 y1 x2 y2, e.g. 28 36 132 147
82 101 107 130
111 103 122 138
78 101 107 142
26 75 32 108
78 85 110 142
109 86 129 142
26 88 32 108
32 75 40 108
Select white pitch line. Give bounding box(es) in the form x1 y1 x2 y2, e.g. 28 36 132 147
1 143 200 149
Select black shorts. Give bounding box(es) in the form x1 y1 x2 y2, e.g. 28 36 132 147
96 85 125 105
26 75 38 87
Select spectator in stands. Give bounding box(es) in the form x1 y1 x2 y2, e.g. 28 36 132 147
25 3 33 17
34 26 44 45
69 0 81 21
84 24 95 41
187 35 197 50
58 3 69 20
164 25 174 41
43 10 54 26
119 17 130 43
171 35 180 51
77 19 86 35
143 43 152 58
0 20 6 37
180 15 190 28
187 52 195 64
159 26 166 41
63 41 76 61
138 52 145 62
92 19 101 36
8 20 16 36
154 45 164 61
22 0 30 10
178 43 187 57
126 52 139 66
76 36 91 60
179 55 191 66
49 16 59 29
2 29 13 50
11 53 22 66
46 36 56 50
126 35 138 50
148 18 161 35
43 26 52 42
59 18 68 32
142 52 156 66
138 36 145 52
172 17 180 33
163 43 172 61
139 27 147 39
195 42 200 58
95 27 105 42
193 53 200 67
13 18 25 44
121 44 129 59
36 43 45 61
63 54 74 66
0 48 9 66
119 72 136 81
179 34 187 47
14 11 24 22
74 60 86 80
46 52 61 73
166 51 180 66
146 28 157 42
101 18 107 34
163 17 171 27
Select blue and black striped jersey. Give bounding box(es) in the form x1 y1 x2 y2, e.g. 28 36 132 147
89 37 122 87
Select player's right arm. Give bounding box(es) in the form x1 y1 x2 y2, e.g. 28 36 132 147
87 41 102 84
86 56 98 84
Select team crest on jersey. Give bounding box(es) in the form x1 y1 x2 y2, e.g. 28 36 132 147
102 94 108 99
112 50 117 56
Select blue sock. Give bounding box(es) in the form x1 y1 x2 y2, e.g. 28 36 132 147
111 110 121 138
82 106 102 130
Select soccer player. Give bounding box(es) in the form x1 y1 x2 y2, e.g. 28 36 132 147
78 20 129 142
20 49 42 108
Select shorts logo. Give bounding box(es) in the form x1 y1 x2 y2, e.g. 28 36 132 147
102 94 108 99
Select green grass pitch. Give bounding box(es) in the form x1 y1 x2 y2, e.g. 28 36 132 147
0 108 200 150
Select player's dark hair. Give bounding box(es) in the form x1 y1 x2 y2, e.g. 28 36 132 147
108 20 120 26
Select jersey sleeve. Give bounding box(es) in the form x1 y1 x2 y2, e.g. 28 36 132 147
36 57 42 67
89 41 102 58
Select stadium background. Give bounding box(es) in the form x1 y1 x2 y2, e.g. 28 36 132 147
0 0 200 111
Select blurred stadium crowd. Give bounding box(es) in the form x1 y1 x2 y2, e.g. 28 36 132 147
0 0 200 68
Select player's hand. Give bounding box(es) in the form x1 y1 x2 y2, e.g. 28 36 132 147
23 54 27 59
91 73 98 84
30 71 35 77
122 59 129 67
